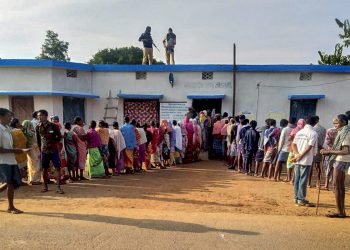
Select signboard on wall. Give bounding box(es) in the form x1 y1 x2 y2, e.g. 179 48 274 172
160 102 188 122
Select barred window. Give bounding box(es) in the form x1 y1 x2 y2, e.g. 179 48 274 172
299 72 312 81
66 69 77 78
136 71 147 80
202 72 213 80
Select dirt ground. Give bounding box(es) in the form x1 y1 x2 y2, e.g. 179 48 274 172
1 156 350 249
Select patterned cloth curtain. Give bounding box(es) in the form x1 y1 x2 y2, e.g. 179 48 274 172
124 100 159 124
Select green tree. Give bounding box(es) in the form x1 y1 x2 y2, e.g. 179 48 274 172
36 30 70 61
318 19 350 65
88 46 164 64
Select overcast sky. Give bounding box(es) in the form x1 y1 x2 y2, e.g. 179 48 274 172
0 0 349 64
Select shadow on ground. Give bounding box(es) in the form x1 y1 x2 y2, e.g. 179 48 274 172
24 212 259 236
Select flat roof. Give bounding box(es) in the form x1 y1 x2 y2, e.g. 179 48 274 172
0 59 350 73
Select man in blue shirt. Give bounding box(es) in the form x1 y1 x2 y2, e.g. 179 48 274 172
242 120 259 175
120 117 137 173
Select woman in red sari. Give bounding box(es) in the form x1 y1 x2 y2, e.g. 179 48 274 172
183 116 194 163
148 121 160 168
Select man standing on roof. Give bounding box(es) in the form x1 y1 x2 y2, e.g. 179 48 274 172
162 28 176 65
139 26 154 65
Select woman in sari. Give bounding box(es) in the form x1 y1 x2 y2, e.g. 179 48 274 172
157 122 165 167
148 121 160 168
64 122 78 181
178 122 188 161
168 120 176 166
22 120 41 185
192 119 202 161
72 116 88 180
86 120 105 178
49 115 69 182
137 122 147 171
111 122 126 175
199 111 208 151
144 123 153 170
183 116 194 163
160 120 171 167
10 118 28 180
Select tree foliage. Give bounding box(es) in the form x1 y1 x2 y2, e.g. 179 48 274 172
36 30 70 61
318 19 350 65
88 46 164 64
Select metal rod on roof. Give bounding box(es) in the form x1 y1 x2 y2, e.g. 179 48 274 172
232 43 236 116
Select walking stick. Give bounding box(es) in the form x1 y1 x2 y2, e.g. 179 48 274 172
316 155 325 215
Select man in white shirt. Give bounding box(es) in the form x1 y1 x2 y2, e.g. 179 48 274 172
292 116 318 206
0 108 28 214
321 114 350 218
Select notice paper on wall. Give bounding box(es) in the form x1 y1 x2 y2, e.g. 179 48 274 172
160 102 188 122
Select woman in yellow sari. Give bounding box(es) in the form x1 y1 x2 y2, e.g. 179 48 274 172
22 120 41 185
10 118 28 180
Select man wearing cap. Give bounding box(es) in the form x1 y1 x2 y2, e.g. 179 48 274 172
139 26 154 65
162 28 176 65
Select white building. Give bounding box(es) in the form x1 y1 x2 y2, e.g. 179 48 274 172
0 59 349 127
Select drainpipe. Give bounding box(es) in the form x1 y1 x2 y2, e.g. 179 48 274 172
232 43 236 116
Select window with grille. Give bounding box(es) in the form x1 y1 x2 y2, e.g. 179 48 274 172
136 71 147 80
66 69 77 78
299 72 312 81
202 72 213 80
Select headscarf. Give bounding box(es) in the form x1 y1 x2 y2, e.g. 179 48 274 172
183 116 194 134
22 120 34 141
290 119 305 137
199 112 207 128
160 119 172 133
192 119 199 145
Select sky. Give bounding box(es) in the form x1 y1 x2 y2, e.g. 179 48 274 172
0 0 349 65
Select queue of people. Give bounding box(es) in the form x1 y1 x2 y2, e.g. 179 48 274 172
213 111 350 218
1 106 349 218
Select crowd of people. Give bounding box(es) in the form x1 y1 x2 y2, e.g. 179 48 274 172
209 111 350 218
0 107 349 218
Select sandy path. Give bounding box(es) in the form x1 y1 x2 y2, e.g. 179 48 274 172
1 158 349 249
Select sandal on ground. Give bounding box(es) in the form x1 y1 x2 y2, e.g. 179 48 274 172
7 208 24 214
56 189 65 194
326 213 346 218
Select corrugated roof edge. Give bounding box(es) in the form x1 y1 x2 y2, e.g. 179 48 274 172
0 60 350 73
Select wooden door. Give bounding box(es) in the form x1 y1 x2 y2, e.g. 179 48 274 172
11 96 34 122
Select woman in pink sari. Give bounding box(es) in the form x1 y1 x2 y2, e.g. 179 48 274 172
192 119 202 161
183 116 194 163
72 117 88 180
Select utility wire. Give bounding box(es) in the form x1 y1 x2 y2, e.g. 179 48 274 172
259 78 350 89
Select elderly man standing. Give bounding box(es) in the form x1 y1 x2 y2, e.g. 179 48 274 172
292 116 318 207
0 108 28 214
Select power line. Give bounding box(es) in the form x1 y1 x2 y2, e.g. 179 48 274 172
259 78 350 89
